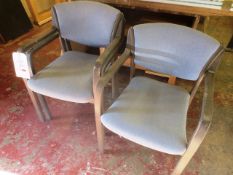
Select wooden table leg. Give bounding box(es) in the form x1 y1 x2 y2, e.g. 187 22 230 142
192 15 201 29
168 76 176 85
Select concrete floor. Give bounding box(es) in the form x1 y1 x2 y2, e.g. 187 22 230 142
0 16 232 175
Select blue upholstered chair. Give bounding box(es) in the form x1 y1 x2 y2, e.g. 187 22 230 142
94 23 224 174
13 1 124 141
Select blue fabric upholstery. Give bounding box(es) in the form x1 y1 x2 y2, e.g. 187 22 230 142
131 23 220 80
101 77 189 155
28 51 97 103
52 1 122 47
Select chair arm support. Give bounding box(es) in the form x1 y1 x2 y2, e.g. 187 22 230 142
189 46 224 104
94 37 122 75
18 27 59 54
201 71 215 123
174 71 215 174
93 49 130 113
199 46 224 122
174 118 211 174
96 49 131 93
189 71 215 143
14 27 59 77
93 37 122 90
186 71 215 147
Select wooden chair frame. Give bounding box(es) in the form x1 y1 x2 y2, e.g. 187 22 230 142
17 25 123 124
94 44 224 174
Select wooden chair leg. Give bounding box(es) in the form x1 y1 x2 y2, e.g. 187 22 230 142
26 88 45 122
94 91 105 153
95 114 105 153
130 57 135 80
111 74 117 99
37 94 51 121
172 148 199 175
172 122 211 175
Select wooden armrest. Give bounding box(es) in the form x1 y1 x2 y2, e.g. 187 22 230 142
97 49 130 91
200 71 215 123
93 37 123 90
94 48 130 118
94 37 122 75
173 71 215 174
188 70 215 147
14 27 59 77
18 27 58 54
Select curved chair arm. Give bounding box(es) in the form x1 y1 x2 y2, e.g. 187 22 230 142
200 71 215 123
93 37 123 89
15 27 59 77
94 49 131 112
189 46 224 104
94 37 122 74
94 48 131 152
173 71 215 175
18 27 58 53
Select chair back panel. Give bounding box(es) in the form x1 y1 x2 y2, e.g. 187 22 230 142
130 23 220 81
52 1 121 47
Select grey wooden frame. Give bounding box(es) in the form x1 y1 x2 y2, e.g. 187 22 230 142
94 40 224 174
15 2 126 153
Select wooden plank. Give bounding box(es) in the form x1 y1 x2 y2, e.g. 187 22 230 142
95 0 233 17
25 0 66 25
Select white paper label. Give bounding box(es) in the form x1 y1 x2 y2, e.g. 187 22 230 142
12 52 31 79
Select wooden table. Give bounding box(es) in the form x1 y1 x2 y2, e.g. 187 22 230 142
92 0 233 29
94 0 233 17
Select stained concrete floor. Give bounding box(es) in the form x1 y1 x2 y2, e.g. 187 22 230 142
0 16 232 175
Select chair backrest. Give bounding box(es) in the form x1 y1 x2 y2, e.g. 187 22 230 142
52 1 123 47
127 23 221 81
